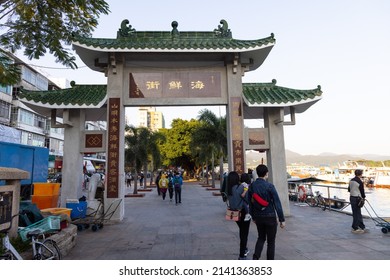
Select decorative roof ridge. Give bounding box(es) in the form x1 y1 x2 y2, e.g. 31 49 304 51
116 19 233 39
72 19 275 42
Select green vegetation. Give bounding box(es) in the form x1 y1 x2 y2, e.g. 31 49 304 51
124 110 228 182
0 0 110 83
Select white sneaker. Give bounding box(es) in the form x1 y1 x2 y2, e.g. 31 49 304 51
244 214 252 221
351 228 364 234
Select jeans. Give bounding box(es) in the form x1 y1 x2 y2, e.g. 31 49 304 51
253 216 278 260
350 196 365 230
236 210 251 258
175 187 181 203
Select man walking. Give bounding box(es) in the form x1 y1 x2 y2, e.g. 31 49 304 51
173 172 183 204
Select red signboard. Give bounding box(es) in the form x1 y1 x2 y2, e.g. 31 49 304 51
106 98 120 198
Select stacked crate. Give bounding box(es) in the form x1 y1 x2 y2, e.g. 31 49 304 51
31 183 61 209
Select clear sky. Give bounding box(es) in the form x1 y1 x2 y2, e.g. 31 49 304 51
26 0 390 156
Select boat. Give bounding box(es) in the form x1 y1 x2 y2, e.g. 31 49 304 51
315 160 369 184
368 162 390 188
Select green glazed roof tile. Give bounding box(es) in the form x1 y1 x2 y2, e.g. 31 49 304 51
19 84 107 108
243 80 322 106
72 19 275 52
19 81 321 109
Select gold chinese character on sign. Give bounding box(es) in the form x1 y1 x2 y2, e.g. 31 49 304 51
108 184 116 192
235 149 242 157
111 109 118 117
190 81 205 90
168 81 182 90
233 140 242 149
109 135 119 142
109 143 118 150
146 81 161 90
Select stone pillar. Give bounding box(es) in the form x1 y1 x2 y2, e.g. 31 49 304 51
60 109 86 207
0 167 29 238
264 107 290 216
226 64 245 173
105 56 125 221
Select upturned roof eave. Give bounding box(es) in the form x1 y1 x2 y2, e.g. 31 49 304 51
242 95 322 108
72 40 275 53
72 41 275 72
18 95 108 110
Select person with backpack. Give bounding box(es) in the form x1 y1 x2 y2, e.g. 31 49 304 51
248 164 285 260
227 171 251 260
172 172 183 204
158 173 169 200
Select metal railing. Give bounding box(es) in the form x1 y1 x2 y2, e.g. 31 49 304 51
309 183 351 212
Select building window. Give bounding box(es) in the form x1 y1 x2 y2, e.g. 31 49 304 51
0 100 10 119
0 85 12 95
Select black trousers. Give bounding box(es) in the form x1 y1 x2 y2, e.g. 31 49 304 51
175 187 181 203
350 196 365 230
168 188 173 199
253 216 278 260
236 211 251 258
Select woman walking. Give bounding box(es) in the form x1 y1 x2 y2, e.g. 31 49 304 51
227 171 251 260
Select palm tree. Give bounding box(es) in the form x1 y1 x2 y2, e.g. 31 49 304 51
193 109 227 187
125 125 164 193
147 131 165 185
124 125 149 194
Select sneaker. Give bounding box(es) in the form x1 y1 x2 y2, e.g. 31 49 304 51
238 256 247 260
244 214 252 221
351 228 365 234
360 227 369 233
244 248 250 257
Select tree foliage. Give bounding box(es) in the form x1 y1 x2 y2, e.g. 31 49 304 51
158 118 201 171
191 109 227 185
0 50 20 85
0 0 110 83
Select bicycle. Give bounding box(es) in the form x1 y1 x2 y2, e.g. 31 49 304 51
308 191 327 211
1 215 61 260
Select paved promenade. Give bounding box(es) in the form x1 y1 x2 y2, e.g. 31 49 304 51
64 180 390 260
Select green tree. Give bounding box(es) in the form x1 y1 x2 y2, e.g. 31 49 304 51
159 118 201 173
0 51 20 85
194 109 227 187
0 0 110 83
125 125 163 193
124 125 149 194
146 130 165 185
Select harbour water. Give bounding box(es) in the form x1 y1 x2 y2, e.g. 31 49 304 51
310 183 390 217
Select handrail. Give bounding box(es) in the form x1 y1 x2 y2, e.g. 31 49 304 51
310 183 350 212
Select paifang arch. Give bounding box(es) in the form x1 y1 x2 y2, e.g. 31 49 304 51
19 20 322 220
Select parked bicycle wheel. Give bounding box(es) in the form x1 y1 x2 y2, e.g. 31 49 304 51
37 239 61 260
0 251 15 260
309 197 318 207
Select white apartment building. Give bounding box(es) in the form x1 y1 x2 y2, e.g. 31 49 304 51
137 107 165 131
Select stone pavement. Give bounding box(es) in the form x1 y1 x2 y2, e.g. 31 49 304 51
64 181 390 260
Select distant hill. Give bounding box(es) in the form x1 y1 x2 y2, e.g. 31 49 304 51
285 150 390 167
245 150 390 168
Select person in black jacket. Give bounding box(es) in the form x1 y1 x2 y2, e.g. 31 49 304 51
248 164 285 260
